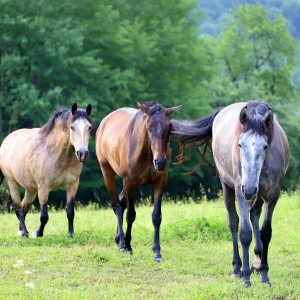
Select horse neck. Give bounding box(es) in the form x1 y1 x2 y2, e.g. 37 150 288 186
44 125 75 160
133 116 152 159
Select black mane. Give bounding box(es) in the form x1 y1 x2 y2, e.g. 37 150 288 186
39 108 92 137
242 101 274 142
129 101 163 132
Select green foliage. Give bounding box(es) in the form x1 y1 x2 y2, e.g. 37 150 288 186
217 4 296 97
0 0 299 206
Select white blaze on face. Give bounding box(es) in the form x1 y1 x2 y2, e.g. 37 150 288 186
70 118 91 153
239 131 268 199
157 123 161 134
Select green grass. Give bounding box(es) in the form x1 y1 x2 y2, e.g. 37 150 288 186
0 193 299 299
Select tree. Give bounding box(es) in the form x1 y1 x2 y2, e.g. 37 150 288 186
213 4 300 189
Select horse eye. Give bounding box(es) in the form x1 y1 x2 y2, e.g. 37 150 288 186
88 126 92 131
264 145 268 150
70 126 74 130
238 143 242 148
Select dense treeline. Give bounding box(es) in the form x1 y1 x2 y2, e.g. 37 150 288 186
0 0 299 206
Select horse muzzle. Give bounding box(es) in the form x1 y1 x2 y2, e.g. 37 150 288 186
153 158 167 172
241 185 258 201
76 149 89 162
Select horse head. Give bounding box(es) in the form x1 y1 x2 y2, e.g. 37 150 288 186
70 103 93 162
238 103 273 201
137 101 181 171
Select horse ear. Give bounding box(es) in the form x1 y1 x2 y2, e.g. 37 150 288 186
72 103 78 115
86 104 92 116
137 100 149 114
264 109 273 127
164 105 182 116
239 106 248 125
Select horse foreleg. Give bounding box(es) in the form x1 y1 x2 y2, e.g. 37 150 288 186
236 186 253 287
222 182 242 278
250 196 263 273
259 188 279 286
66 182 79 238
152 186 164 262
33 188 49 238
66 198 75 238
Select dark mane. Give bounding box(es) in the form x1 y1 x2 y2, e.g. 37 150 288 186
242 101 274 143
129 101 162 132
39 108 93 137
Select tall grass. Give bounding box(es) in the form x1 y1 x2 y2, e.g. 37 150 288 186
0 193 299 299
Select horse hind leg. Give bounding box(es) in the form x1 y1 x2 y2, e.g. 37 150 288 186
18 189 37 235
6 180 29 237
250 196 264 274
222 182 242 278
101 164 126 251
122 188 136 254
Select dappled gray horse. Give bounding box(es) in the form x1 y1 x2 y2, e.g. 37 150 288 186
171 101 289 287
0 103 93 238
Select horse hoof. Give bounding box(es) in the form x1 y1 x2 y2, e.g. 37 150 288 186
251 266 260 274
16 230 23 237
68 233 74 238
231 272 242 279
118 246 127 253
244 280 251 288
126 247 133 255
32 232 38 239
115 235 120 245
154 255 163 262
260 279 271 286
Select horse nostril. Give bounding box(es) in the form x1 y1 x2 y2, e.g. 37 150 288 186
76 149 89 161
242 185 245 194
254 187 257 194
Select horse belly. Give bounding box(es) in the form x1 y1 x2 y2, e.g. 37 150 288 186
0 132 38 190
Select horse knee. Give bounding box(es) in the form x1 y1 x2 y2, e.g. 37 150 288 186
66 201 75 221
152 213 162 227
240 228 252 247
260 227 272 244
40 206 49 225
126 209 136 224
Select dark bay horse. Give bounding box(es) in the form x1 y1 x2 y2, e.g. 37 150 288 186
0 103 93 238
171 101 289 287
95 101 181 261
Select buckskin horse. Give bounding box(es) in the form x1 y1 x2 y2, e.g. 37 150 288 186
171 101 289 286
0 103 93 238
95 101 181 261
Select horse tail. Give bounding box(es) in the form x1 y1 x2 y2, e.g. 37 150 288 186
171 108 222 168
171 107 222 146
0 169 4 185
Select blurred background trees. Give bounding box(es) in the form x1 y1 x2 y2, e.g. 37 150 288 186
0 0 299 206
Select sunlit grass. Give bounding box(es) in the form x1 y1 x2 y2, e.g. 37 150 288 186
0 193 299 299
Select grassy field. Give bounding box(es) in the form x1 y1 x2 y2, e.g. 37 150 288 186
0 193 299 299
